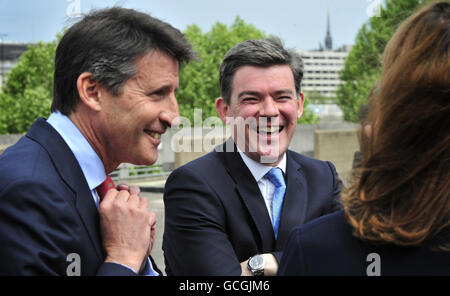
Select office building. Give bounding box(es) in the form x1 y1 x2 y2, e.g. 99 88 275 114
297 12 351 98
0 42 30 89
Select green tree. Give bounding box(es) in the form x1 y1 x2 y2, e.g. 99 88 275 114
178 16 317 125
299 96 318 124
0 40 57 133
305 90 335 104
336 0 431 122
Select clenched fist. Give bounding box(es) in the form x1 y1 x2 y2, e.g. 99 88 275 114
99 188 153 273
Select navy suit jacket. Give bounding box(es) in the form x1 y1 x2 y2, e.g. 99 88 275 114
0 118 160 276
163 139 341 275
278 211 450 276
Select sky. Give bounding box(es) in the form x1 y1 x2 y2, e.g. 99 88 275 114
0 0 381 50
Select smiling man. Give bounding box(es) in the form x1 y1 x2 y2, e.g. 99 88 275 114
218 63 302 165
163 38 341 276
0 8 195 275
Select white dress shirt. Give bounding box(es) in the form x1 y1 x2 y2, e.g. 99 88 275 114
47 111 158 276
47 111 104 206
237 147 286 223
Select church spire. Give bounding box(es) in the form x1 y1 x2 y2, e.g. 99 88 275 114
325 9 333 50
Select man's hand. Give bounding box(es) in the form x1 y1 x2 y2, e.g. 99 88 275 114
99 187 152 273
240 254 279 276
240 260 253 276
117 184 157 257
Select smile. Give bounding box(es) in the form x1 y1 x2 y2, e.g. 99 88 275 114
144 129 162 139
254 126 284 134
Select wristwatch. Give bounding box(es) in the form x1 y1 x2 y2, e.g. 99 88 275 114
247 254 265 276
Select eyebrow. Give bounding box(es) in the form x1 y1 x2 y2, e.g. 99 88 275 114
149 84 179 94
238 91 260 98
273 89 295 96
238 89 294 98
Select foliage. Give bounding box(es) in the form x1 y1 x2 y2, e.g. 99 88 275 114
299 96 319 124
304 90 335 104
336 0 432 122
0 40 57 133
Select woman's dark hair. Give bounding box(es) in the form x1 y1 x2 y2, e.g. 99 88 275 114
343 1 450 247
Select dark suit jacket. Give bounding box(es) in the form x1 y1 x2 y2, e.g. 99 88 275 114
0 118 160 276
278 211 450 276
163 139 341 275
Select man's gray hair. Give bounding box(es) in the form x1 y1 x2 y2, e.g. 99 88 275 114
219 38 304 104
52 7 196 115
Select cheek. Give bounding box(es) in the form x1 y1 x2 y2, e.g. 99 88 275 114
280 103 301 123
132 104 156 124
232 104 258 120
108 113 145 146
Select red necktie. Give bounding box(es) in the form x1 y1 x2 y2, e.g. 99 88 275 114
96 176 115 202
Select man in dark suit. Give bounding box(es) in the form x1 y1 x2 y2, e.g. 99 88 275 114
163 38 341 276
0 7 195 275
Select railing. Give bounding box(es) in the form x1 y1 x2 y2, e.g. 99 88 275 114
109 163 170 182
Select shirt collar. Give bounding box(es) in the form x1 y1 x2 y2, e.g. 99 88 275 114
47 111 106 190
237 146 286 183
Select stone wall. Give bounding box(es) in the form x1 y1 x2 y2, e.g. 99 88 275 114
314 128 360 183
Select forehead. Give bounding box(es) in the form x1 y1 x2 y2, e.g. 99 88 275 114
134 50 179 81
231 64 295 95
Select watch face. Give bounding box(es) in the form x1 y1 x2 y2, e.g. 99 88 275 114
250 255 264 269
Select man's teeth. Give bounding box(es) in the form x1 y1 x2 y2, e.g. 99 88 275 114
145 130 161 139
257 126 281 133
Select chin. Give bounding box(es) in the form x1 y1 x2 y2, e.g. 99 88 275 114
263 145 289 163
133 152 158 167
253 146 281 164
145 155 158 166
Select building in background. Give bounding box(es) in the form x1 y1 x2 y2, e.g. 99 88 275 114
0 42 30 89
298 12 352 120
298 47 350 99
324 9 333 51
297 11 352 99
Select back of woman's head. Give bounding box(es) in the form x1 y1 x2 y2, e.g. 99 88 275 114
343 1 450 247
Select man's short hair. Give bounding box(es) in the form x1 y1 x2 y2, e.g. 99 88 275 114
219 38 304 105
51 7 196 115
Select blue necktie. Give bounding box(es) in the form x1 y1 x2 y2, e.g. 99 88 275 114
265 168 286 239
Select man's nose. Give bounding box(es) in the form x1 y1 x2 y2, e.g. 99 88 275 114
160 93 180 128
260 97 279 117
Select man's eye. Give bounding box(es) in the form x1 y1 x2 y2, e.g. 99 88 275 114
242 97 258 102
149 86 173 98
153 90 165 96
147 90 166 99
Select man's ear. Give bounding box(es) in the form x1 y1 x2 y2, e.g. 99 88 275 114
215 97 230 124
297 92 305 119
76 72 102 112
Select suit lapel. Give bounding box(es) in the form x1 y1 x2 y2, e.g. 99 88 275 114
220 139 275 252
27 118 104 260
275 151 308 250
73 178 105 260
